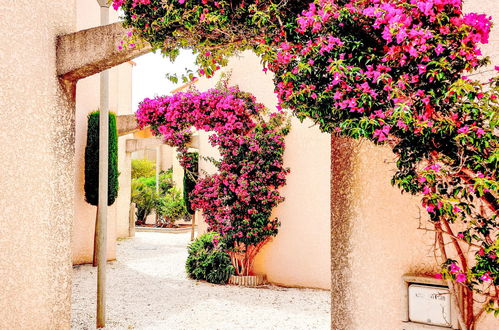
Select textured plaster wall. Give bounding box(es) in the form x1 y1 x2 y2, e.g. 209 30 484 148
72 0 134 264
331 139 437 329
332 1 499 328
194 51 332 289
0 1 76 329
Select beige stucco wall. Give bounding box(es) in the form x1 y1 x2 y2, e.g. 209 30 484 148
331 139 441 329
194 51 332 289
0 1 76 329
72 0 134 264
332 139 497 330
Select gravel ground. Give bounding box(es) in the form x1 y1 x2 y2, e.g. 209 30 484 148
72 232 330 330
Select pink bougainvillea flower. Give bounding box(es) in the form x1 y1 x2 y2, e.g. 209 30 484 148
429 164 441 172
457 126 469 134
449 263 460 273
434 273 443 279
435 44 445 55
456 273 467 283
480 273 491 282
373 125 390 142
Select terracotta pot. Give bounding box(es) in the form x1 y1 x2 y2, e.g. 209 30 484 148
229 275 266 287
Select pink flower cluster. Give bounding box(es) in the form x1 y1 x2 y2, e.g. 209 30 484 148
270 0 492 141
136 87 288 246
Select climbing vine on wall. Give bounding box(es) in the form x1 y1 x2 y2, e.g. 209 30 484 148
115 1 498 326
136 86 290 276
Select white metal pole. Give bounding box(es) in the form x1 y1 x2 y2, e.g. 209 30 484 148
156 147 160 194
96 1 109 328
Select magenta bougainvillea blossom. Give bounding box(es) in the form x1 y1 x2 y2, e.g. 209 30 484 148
136 86 290 276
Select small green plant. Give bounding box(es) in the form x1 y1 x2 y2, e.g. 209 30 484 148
186 232 234 284
155 187 187 227
131 179 157 225
132 169 179 225
131 159 156 179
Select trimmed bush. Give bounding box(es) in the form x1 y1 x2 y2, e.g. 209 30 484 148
155 187 187 227
183 153 198 215
186 232 234 284
131 159 156 179
131 179 157 224
84 111 119 206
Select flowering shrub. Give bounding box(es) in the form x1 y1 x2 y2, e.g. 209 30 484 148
116 0 498 325
136 86 289 276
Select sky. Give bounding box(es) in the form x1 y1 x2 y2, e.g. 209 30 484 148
132 50 197 111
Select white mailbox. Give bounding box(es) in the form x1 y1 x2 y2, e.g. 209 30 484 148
408 284 451 327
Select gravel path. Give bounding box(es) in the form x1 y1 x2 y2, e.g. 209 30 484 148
72 232 330 330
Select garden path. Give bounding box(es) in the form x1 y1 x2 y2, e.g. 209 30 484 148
72 232 330 329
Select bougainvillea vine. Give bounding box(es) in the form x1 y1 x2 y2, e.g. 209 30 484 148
136 86 290 276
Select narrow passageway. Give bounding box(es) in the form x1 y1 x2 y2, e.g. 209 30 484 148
72 232 330 329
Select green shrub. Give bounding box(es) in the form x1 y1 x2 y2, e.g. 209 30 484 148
186 232 234 284
134 176 156 188
131 179 157 224
131 170 176 225
155 187 187 227
158 169 174 194
131 159 156 179
84 111 119 206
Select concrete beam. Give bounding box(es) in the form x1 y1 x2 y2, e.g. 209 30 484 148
117 114 140 136
126 137 165 153
56 22 151 82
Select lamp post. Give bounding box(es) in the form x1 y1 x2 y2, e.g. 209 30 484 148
96 0 110 328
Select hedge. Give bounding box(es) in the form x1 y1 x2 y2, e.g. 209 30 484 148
84 111 119 206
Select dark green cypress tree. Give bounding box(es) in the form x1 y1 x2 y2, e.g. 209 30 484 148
183 152 198 215
84 111 119 206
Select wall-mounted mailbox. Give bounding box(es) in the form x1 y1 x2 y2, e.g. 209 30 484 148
408 284 451 327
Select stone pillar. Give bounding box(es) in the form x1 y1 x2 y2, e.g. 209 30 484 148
0 2 76 328
330 136 359 330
